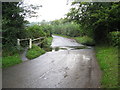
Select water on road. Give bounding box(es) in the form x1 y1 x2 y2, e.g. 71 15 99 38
3 35 101 88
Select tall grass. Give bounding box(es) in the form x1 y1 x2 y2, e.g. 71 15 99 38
74 36 95 46
95 45 118 88
2 54 22 68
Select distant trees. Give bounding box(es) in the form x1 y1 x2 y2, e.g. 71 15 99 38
66 2 120 45
26 23 52 38
51 19 81 37
26 25 46 38
3 1 119 52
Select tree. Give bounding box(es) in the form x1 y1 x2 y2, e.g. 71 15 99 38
26 25 46 38
2 2 27 49
66 2 120 43
2 2 42 53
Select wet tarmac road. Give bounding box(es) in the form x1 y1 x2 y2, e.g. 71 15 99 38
3 35 101 88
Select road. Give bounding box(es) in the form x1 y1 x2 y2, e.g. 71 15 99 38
3 35 101 88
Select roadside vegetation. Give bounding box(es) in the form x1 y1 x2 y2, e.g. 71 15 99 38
2 1 120 88
95 45 118 88
2 3 53 68
74 36 95 46
51 1 120 88
65 2 119 88
43 37 53 51
26 37 53 60
26 45 46 59
2 54 22 68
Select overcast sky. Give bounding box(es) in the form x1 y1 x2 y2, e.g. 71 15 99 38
23 0 71 22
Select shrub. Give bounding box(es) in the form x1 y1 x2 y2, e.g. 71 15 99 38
40 37 53 51
108 31 120 47
40 24 52 37
26 25 46 38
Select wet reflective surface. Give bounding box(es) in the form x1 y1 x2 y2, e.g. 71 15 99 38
20 48 29 61
3 35 101 88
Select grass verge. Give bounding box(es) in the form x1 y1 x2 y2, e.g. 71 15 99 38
95 45 118 88
26 44 46 59
74 36 95 46
26 37 52 60
2 54 22 68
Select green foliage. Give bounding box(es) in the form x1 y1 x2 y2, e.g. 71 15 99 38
108 31 120 47
26 36 52 60
26 25 46 38
2 54 22 68
2 2 28 49
41 37 53 51
40 24 52 37
2 46 24 57
95 45 118 88
66 2 120 43
26 45 46 59
2 2 51 67
46 37 53 47
51 21 82 37
74 36 95 46
2 2 41 52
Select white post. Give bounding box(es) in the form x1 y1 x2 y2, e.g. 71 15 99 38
17 39 20 46
29 39 32 49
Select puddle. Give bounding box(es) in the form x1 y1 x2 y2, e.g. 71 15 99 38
52 46 91 52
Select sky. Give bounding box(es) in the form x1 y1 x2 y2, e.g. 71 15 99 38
23 0 72 22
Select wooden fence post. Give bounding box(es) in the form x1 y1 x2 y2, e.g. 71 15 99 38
17 39 20 46
29 39 32 49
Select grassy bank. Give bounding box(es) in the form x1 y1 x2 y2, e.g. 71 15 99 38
74 36 95 46
26 37 53 59
2 37 53 68
2 54 22 68
26 44 46 59
95 45 118 88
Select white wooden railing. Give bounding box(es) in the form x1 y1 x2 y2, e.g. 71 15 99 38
17 37 44 49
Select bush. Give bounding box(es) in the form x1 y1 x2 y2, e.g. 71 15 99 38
41 37 53 51
40 24 52 37
108 31 120 47
26 25 46 38
26 45 46 59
